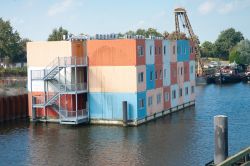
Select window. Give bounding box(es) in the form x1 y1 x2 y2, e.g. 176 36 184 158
150 71 153 81
157 93 161 104
172 90 176 99
155 46 157 54
179 88 182 97
163 45 166 55
164 69 167 79
191 86 195 93
150 46 152 55
181 67 183 75
159 47 161 54
139 98 145 109
177 46 180 54
185 87 189 95
148 96 153 106
173 45 176 54
160 70 162 79
138 72 144 83
155 71 158 80
164 92 169 102
137 45 144 56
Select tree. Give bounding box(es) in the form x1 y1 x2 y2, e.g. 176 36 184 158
12 38 31 63
146 28 162 37
214 28 244 59
125 30 136 36
201 41 215 57
0 18 22 62
48 26 68 41
229 48 240 63
229 39 250 64
136 28 147 36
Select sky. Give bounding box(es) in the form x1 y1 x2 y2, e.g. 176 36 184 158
1 0 250 43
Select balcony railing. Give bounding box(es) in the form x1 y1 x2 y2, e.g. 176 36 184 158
59 83 87 92
31 56 88 80
32 95 45 106
60 109 88 118
58 56 87 67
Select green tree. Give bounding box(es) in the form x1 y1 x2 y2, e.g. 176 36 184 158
12 38 31 63
229 39 250 64
125 30 136 36
229 48 240 63
146 28 162 37
0 18 22 62
201 41 215 57
136 29 147 36
214 28 244 59
125 28 162 38
48 26 68 41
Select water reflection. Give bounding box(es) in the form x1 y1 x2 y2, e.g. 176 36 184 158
0 83 250 166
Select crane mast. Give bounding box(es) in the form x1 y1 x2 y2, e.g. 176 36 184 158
174 8 203 76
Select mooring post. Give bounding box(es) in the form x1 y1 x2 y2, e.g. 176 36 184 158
122 101 128 126
214 115 228 165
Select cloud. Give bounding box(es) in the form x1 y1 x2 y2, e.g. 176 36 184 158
48 0 73 16
198 0 250 15
218 2 234 14
198 1 215 15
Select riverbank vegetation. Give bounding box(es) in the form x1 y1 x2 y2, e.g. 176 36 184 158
0 18 30 63
200 28 250 65
0 67 27 77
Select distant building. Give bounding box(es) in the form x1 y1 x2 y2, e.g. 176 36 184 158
27 36 195 126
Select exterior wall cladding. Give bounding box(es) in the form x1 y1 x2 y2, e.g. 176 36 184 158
88 39 196 122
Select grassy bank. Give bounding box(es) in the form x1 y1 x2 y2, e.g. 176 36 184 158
0 67 27 77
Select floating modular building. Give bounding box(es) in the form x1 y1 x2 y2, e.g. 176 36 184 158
27 36 195 126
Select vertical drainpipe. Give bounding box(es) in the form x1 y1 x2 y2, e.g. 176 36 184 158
31 70 35 120
75 57 78 123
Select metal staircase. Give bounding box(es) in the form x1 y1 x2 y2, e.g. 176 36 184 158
31 56 88 124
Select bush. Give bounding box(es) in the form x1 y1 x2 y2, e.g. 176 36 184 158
0 67 27 77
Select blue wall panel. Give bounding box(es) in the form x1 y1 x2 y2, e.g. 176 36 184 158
177 40 190 62
137 91 147 119
89 92 138 121
146 64 155 90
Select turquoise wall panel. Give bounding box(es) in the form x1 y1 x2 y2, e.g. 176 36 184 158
146 64 155 90
177 40 190 62
89 92 138 121
137 91 147 119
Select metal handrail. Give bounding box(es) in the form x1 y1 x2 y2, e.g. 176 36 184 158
59 83 87 92
31 56 87 80
32 95 45 105
60 109 88 118
217 147 250 166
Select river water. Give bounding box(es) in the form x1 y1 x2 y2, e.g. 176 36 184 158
0 83 250 166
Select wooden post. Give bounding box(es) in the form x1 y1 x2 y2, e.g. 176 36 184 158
122 101 127 126
214 115 228 165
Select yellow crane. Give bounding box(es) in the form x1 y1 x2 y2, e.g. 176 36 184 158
174 8 204 76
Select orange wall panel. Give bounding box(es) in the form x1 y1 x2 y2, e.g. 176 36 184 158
87 39 136 66
71 41 86 57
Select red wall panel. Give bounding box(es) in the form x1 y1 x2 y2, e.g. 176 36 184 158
155 39 163 65
184 62 190 82
170 62 177 85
